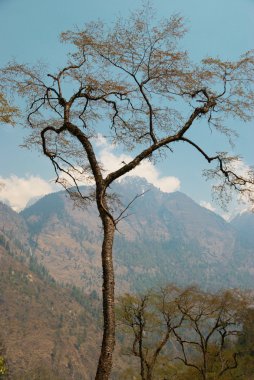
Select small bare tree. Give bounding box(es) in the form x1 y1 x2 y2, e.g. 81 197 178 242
173 287 247 379
117 286 183 380
1 5 254 379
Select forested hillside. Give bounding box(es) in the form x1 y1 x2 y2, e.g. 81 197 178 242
0 229 100 379
15 177 254 291
1 178 254 378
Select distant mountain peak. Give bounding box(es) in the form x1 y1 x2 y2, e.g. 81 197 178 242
1 179 253 291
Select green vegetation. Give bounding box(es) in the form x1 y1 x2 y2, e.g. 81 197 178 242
28 255 56 285
0 233 11 255
0 356 7 378
0 340 7 379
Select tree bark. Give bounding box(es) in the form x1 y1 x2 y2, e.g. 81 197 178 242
63 122 116 379
146 368 154 380
95 210 116 380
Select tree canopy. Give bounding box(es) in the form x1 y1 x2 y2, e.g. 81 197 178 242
0 92 18 125
2 10 254 204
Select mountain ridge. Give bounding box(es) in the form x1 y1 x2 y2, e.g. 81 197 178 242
1 177 254 293
0 238 101 379
1 178 254 377
0 177 249 291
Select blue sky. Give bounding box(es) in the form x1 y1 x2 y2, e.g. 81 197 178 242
0 0 253 216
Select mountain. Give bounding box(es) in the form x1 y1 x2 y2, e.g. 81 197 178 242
0 201 30 255
0 241 102 379
1 179 254 377
20 190 104 290
230 211 254 281
14 177 254 291
231 211 254 249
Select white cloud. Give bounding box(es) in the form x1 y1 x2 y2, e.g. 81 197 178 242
231 158 250 173
203 158 254 220
200 200 216 212
0 137 180 212
229 158 254 211
199 201 232 221
97 135 180 193
0 175 56 211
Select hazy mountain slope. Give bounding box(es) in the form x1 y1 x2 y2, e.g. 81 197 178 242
18 178 254 290
230 212 254 280
112 179 242 289
0 239 100 379
0 201 135 379
113 179 236 262
0 201 31 256
0 195 253 377
231 212 254 249
21 191 103 289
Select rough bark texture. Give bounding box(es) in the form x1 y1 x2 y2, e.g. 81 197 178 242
61 120 117 379
95 207 115 380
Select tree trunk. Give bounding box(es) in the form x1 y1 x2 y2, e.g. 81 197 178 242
146 365 155 380
95 212 116 380
140 361 146 380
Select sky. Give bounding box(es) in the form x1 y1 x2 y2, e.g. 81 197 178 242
0 0 253 218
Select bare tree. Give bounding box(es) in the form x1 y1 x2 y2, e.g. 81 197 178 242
117 286 183 380
118 286 248 380
1 5 254 379
173 287 247 379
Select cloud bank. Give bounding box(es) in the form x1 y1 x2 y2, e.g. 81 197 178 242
0 135 181 212
200 200 216 212
0 175 55 211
